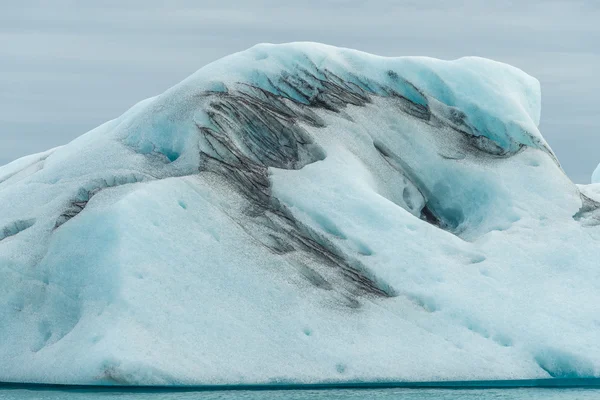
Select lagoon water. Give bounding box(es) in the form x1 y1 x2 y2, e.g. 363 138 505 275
1 387 600 400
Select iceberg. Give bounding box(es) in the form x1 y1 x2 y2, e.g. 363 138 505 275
0 42 599 386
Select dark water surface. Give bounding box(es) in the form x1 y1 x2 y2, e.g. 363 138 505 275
1 382 600 400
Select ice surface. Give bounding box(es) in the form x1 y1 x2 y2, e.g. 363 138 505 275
0 43 599 386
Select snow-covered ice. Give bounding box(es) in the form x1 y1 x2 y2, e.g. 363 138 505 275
0 43 599 385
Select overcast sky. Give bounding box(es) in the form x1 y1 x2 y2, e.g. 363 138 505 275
1 0 598 182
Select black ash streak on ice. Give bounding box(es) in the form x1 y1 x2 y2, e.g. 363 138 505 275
48 58 595 305
0 219 36 242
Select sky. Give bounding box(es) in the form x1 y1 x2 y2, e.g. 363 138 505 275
0 0 598 183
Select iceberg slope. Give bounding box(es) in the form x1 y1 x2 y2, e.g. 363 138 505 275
0 42 599 385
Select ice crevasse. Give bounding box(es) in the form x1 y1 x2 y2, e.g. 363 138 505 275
0 42 599 385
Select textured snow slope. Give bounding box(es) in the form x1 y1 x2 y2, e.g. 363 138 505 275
1 43 599 385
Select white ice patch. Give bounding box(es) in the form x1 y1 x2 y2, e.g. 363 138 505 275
593 164 600 184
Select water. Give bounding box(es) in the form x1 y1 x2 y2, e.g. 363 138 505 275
1 387 599 400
